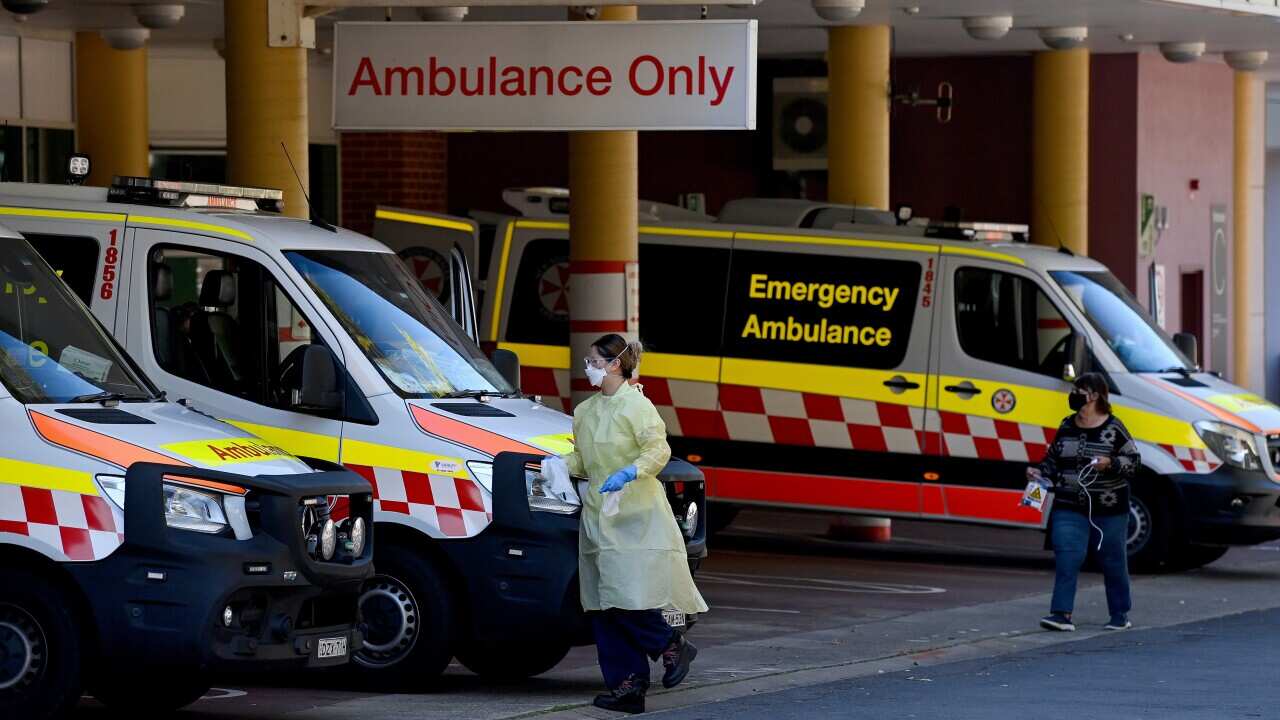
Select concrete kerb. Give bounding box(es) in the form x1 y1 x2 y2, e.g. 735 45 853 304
521 556 1280 719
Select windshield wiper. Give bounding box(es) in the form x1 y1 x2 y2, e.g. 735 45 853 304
68 391 154 404
1153 366 1192 377
442 389 517 400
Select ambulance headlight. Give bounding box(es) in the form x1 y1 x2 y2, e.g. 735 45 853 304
466 460 579 515
1194 421 1262 472
162 483 229 534
319 519 338 560
349 516 367 557
96 474 126 510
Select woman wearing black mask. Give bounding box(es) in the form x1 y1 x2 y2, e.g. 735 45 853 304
1027 373 1139 632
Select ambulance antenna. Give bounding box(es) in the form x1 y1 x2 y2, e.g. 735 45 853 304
1033 194 1072 256
281 141 337 233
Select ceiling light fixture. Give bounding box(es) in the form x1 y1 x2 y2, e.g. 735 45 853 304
962 16 1013 41
1038 26 1088 50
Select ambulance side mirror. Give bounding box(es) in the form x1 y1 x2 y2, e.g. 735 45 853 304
492 348 521 390
299 345 342 411
1063 333 1088 382
1172 332 1199 369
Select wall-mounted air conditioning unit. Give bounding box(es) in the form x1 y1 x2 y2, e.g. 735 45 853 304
772 77 828 171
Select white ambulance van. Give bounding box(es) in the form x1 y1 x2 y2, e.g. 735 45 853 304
0 223 373 719
0 178 706 685
435 189 1280 572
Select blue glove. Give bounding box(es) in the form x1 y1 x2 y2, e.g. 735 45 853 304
600 465 637 493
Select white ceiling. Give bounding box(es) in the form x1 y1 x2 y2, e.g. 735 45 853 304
5 0 1280 67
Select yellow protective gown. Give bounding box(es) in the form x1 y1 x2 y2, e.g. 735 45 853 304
562 382 709 615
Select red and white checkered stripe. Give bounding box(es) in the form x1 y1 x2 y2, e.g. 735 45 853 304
936 410 1052 463
0 484 122 561
346 464 492 538
1158 444 1221 473
523 367 572 414
635 378 1221 474
643 378 929 453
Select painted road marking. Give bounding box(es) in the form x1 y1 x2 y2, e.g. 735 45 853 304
714 605 803 615
199 688 248 701
698 571 945 595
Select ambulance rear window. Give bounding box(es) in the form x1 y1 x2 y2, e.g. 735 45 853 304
23 233 100 305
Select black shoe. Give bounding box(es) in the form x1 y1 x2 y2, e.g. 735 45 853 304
661 633 698 689
593 675 648 714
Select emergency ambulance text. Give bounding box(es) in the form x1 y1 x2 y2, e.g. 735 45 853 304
747 274 901 311
740 315 893 347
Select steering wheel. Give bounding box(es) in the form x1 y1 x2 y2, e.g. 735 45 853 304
273 345 309 405
1039 334 1071 375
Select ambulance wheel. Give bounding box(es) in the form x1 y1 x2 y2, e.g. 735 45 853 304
456 642 572 682
1126 480 1171 572
0 571 80 720
353 546 455 685
706 502 741 538
92 676 210 712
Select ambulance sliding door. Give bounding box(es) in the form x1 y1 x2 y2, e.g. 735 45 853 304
484 219 571 411
929 255 1077 527
711 233 938 516
636 227 733 471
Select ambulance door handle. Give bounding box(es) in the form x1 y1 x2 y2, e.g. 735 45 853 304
883 376 920 393
944 381 982 397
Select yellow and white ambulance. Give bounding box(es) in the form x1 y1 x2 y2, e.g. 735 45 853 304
425 188 1280 572
0 222 372 719
0 178 705 685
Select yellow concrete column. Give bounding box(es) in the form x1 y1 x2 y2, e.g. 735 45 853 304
1031 49 1089 254
1233 71 1264 390
224 0 308 218
74 32 148 187
827 25 890 210
568 5 639 407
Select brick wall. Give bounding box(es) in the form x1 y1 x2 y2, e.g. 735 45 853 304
339 132 448 235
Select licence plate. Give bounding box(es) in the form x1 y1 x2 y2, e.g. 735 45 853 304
317 636 348 659
662 609 686 628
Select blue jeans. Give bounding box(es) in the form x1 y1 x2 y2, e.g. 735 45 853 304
592 609 676 689
1050 508 1132 618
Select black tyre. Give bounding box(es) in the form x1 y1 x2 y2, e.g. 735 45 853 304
93 677 210 712
0 570 80 720
353 545 455 685
1126 480 1172 572
456 642 571 682
705 502 741 538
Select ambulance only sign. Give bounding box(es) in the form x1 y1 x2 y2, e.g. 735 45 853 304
332 21 757 131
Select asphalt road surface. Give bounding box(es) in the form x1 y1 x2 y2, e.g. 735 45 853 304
657 606 1280 720
75 510 1280 718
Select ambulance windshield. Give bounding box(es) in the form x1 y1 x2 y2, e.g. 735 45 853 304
1050 269 1190 373
0 239 152 404
286 250 514 398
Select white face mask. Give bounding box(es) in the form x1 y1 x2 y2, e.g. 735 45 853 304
585 361 608 387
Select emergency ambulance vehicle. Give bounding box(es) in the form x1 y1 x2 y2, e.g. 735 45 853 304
416 188 1280 572
0 178 706 685
0 223 372 719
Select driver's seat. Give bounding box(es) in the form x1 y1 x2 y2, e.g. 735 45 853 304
192 270 244 393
